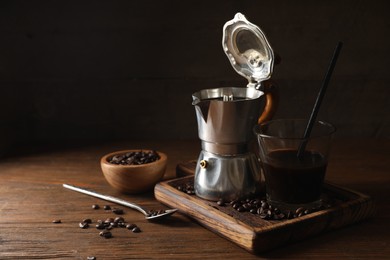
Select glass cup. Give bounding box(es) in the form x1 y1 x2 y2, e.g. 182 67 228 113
254 119 336 210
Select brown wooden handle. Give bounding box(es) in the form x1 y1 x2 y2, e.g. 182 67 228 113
258 80 278 124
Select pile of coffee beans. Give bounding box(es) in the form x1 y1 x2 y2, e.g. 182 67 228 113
176 182 195 195
83 204 141 238
146 209 168 218
108 151 160 165
83 216 141 238
175 181 331 220
222 198 326 220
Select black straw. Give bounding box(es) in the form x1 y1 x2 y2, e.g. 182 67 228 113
297 41 343 158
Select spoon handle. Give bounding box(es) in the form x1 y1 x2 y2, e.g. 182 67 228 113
63 184 148 216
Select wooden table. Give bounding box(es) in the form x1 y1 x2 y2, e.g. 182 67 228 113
0 139 389 259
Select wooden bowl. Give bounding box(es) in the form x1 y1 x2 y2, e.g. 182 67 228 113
100 150 167 194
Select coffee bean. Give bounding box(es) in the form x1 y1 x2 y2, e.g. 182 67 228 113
92 204 100 209
259 213 268 219
87 257 96 260
118 222 126 228
105 225 113 230
126 223 137 230
103 205 111 210
295 207 305 215
261 202 269 209
237 206 245 212
96 223 105 230
114 217 124 223
104 218 114 224
217 199 226 206
132 226 141 233
52 219 61 224
112 208 124 215
83 218 92 224
99 230 112 238
79 222 89 229
109 222 118 228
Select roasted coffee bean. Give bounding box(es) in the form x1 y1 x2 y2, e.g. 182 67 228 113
103 205 111 210
104 218 114 223
83 218 92 224
242 203 251 210
109 222 118 228
126 223 137 230
112 208 124 215
295 207 305 215
237 206 245 212
259 213 268 219
79 222 89 229
52 219 61 224
261 202 269 209
114 217 124 223
118 222 127 228
132 226 141 233
217 199 226 206
87 257 96 260
92 204 100 209
96 223 105 230
99 230 112 238
105 225 113 230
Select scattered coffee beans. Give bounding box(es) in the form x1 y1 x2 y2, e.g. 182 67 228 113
108 150 160 165
175 180 333 221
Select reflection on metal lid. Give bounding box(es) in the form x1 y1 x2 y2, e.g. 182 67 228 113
222 13 274 87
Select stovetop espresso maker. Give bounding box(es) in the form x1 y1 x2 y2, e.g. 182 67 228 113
192 13 277 201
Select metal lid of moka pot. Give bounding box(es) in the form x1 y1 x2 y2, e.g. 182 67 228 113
222 13 274 88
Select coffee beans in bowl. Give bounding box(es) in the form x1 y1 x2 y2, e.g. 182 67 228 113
101 149 167 194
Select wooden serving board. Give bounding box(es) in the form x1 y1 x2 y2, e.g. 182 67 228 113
155 164 376 254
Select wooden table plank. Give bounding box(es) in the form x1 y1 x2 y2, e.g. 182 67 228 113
0 139 389 259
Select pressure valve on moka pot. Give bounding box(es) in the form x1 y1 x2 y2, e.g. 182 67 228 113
192 13 278 201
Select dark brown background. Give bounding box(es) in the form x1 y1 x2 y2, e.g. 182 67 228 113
0 0 389 152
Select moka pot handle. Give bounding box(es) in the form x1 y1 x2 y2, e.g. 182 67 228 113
258 79 278 124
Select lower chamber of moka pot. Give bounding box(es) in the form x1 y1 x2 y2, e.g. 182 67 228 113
194 150 263 201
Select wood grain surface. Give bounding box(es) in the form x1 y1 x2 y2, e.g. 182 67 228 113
0 139 389 259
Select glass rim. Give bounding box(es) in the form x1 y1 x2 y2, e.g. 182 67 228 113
254 119 336 140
